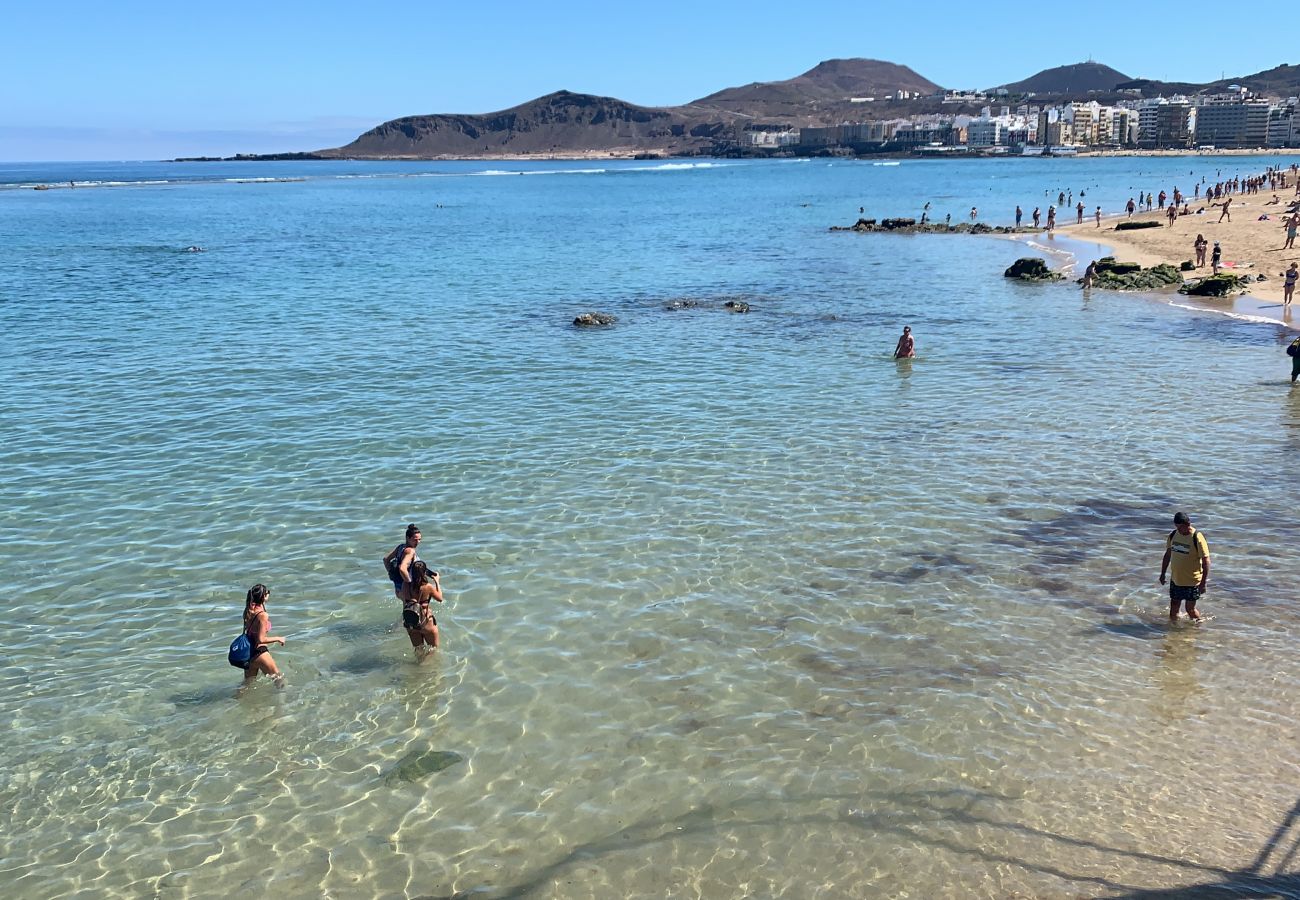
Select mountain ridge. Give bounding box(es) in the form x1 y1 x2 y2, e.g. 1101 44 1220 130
223 58 1300 160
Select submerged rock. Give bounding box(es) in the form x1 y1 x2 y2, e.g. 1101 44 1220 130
573 312 616 327
664 299 700 311
382 749 465 786
1003 257 1062 281
723 300 751 313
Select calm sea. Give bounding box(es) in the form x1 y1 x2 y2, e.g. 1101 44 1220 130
2 155 1299 898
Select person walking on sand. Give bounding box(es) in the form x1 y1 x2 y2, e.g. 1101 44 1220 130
1159 512 1209 623
1076 201 1084 224
1285 263 1298 306
1015 205 1023 228
233 584 286 686
1095 206 1102 227
893 326 915 359
1146 192 1153 211
1126 197 1136 218
400 560 443 657
1194 234 1207 267
1283 214 1298 250
1046 206 1056 231
1211 242 1222 274
384 523 423 598
1032 207 1041 228
1219 196 1232 223
1167 204 1177 227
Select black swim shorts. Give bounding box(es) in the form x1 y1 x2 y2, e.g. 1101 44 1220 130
1169 583 1203 603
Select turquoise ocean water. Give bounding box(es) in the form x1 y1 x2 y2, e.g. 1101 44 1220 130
2 155 1299 898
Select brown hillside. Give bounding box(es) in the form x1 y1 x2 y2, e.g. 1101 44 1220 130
321 91 733 158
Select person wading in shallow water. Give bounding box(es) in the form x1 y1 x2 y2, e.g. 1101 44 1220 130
893 326 915 359
384 523 423 598
1159 512 1210 622
237 584 286 686
401 560 443 658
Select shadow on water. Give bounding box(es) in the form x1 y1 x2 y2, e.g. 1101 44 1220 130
170 684 237 706
442 789 1300 900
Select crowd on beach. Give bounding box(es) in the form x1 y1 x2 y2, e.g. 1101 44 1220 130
229 523 443 688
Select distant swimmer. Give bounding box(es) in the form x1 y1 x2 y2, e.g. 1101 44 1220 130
229 583 286 687
182 246 204 253
893 325 915 359
384 523 423 598
1159 512 1209 623
400 560 443 657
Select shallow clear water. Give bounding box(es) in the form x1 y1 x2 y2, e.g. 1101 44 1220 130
2 156 1299 898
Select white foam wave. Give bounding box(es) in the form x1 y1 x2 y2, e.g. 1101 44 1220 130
1165 299 1291 327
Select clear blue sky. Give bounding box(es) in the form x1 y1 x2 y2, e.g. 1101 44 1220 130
0 0 1287 160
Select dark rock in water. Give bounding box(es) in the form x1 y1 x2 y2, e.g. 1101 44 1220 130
1115 220 1163 231
573 312 616 327
970 222 992 234
879 217 915 229
383 749 465 786
664 299 700 311
1180 260 1195 271
1089 257 1183 291
724 300 750 313
1179 274 1251 297
1004 257 1062 281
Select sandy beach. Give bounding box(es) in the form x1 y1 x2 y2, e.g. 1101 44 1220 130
1057 176 1300 318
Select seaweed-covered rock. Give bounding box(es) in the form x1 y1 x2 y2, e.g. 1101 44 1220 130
1090 261 1184 291
1179 274 1252 297
879 217 916 229
723 300 751 313
1115 220 1164 231
1003 257 1063 281
573 312 616 327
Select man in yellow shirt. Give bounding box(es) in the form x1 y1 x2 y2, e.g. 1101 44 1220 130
1159 511 1210 622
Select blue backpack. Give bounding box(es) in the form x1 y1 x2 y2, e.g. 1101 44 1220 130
228 633 252 668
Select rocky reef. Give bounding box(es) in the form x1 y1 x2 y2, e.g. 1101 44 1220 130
1178 274 1254 297
573 312 616 327
1004 258 1063 281
1088 257 1183 290
831 218 1024 235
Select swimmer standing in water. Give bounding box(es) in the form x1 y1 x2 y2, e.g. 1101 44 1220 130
893 326 915 359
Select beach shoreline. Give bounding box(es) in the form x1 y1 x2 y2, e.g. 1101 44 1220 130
1047 178 1300 327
